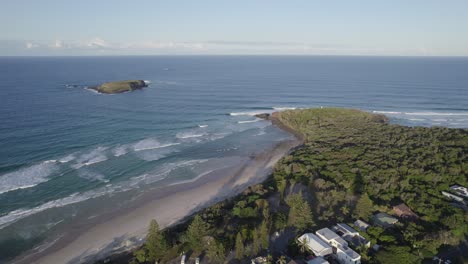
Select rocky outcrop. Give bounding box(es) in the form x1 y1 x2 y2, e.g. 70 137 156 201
90 80 148 94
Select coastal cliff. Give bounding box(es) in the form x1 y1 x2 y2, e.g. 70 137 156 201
90 80 148 94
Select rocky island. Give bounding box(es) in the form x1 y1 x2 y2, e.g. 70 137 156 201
90 80 148 94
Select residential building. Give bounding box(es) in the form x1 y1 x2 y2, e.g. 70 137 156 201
307 256 330 264
316 228 361 264
372 213 398 228
449 185 468 199
442 191 464 203
298 233 333 257
353 219 369 232
333 223 370 248
392 203 418 220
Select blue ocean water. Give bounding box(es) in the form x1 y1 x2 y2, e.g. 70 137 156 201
0 56 467 260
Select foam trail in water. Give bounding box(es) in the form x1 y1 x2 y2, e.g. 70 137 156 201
133 138 180 151
229 110 272 116
0 162 58 195
237 119 261 124
112 145 128 157
198 124 208 128
176 131 206 139
77 169 109 183
71 147 108 169
272 106 297 111
59 154 75 163
0 159 209 229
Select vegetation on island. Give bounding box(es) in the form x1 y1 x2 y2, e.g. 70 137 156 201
91 80 147 94
101 108 467 264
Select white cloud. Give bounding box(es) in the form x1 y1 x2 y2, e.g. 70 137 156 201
86 38 109 48
4 38 450 56
25 42 39 49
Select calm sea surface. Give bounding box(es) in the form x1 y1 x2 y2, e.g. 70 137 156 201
0 56 467 260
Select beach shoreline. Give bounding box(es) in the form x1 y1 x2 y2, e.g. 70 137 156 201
13 126 301 264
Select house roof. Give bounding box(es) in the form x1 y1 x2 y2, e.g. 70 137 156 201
337 223 358 235
316 228 348 247
307 256 329 264
337 244 360 260
354 219 370 230
450 185 468 198
298 233 333 257
393 204 418 218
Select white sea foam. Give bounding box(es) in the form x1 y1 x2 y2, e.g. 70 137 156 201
198 124 208 128
176 131 206 139
229 110 272 116
59 154 75 163
0 159 210 229
237 119 261 124
0 162 58 195
71 147 108 169
143 80 151 85
112 145 128 157
133 138 180 151
273 107 297 111
77 169 109 183
373 110 468 116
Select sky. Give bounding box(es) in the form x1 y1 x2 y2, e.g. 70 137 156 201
1 0 468 56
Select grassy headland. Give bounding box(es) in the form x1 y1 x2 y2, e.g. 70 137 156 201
99 108 467 264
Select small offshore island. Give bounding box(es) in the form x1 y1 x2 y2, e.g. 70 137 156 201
89 80 148 94
94 108 466 264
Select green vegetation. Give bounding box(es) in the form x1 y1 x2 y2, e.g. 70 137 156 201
93 80 147 94
123 108 467 264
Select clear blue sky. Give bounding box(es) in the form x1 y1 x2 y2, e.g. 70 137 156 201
1 0 468 56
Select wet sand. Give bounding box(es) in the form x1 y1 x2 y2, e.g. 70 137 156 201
14 139 300 264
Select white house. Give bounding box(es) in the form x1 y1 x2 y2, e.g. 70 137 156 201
450 185 468 199
298 233 333 257
316 228 361 264
333 223 371 248
354 219 370 232
307 256 330 264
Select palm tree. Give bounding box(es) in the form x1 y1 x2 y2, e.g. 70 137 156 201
276 255 287 264
297 237 308 254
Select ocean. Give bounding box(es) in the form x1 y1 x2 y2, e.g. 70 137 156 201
0 56 467 261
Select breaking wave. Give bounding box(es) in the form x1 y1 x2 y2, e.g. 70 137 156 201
0 159 209 229
0 162 59 195
133 139 180 151
71 147 109 169
237 119 261 124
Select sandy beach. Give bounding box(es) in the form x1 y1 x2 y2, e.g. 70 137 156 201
13 138 300 264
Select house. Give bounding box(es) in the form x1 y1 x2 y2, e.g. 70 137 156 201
372 213 398 228
392 203 419 220
298 233 333 257
316 228 361 264
333 223 371 248
449 185 468 199
307 256 330 264
353 219 370 232
442 191 464 203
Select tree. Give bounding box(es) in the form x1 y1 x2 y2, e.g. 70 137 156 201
354 193 374 220
206 239 225 264
276 255 287 264
235 232 245 260
297 237 308 254
145 219 167 262
259 220 269 250
252 228 261 255
185 215 209 252
286 193 314 231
